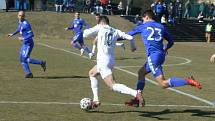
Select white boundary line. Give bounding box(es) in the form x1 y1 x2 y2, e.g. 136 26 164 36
38 43 215 107
0 101 214 109
117 55 192 68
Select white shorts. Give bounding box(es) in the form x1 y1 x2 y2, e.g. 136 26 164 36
97 63 114 79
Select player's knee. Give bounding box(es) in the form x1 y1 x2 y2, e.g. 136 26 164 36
89 70 96 77
158 82 169 89
89 71 93 76
71 41 75 45
20 57 27 63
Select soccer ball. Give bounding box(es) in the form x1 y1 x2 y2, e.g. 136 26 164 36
80 98 92 110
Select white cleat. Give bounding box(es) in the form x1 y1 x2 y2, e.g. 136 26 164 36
89 53 94 59
80 48 84 56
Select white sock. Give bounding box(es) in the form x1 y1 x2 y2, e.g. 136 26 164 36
92 45 96 54
90 76 99 101
115 42 124 47
112 83 137 97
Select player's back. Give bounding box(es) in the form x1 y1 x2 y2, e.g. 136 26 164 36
141 21 166 55
97 26 117 54
97 25 121 63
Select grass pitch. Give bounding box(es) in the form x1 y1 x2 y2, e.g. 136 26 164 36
0 12 215 121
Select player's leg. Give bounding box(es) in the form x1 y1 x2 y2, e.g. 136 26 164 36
99 64 144 107
80 42 91 55
103 74 144 107
160 75 202 89
116 39 125 50
71 35 81 50
148 53 202 89
205 33 209 42
89 65 99 102
20 44 33 78
208 33 211 43
26 43 46 72
125 64 149 107
136 65 150 91
89 65 101 109
115 42 125 50
79 36 92 58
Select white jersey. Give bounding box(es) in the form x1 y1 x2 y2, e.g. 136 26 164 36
83 25 133 66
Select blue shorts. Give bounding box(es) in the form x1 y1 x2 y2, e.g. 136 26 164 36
20 42 34 62
72 33 84 45
144 52 165 77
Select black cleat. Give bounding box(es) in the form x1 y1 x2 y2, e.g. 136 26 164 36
25 73 33 78
41 61 46 72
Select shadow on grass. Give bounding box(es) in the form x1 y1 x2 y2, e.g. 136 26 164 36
88 109 215 120
115 56 143 60
34 75 88 79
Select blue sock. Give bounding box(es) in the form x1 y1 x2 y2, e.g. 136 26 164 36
84 46 91 54
21 62 31 74
28 58 42 65
136 80 145 91
168 77 188 87
73 43 81 50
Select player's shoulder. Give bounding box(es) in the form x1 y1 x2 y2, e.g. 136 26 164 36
79 18 85 22
22 20 30 25
109 26 118 33
154 21 164 27
148 21 164 29
135 23 146 29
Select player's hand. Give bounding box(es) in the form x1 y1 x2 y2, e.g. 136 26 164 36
8 34 13 37
18 37 23 41
65 27 69 31
210 54 215 63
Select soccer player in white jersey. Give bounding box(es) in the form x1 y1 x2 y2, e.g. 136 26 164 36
83 16 144 109
91 14 125 57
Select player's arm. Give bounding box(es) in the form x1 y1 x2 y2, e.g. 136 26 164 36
83 25 100 38
117 30 136 52
83 20 90 29
8 23 21 37
210 53 215 63
126 25 143 51
163 27 174 52
65 23 74 31
127 25 142 36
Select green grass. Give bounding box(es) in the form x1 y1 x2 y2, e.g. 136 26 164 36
0 11 215 121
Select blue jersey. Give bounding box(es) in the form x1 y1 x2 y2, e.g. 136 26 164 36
12 20 34 44
68 18 90 34
128 21 173 56
155 3 164 14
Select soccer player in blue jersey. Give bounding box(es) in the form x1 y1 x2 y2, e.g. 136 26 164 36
65 12 92 58
125 10 202 107
8 11 46 78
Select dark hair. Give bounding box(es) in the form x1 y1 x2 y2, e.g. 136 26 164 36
142 10 156 20
95 13 100 17
98 16 109 25
74 11 80 14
